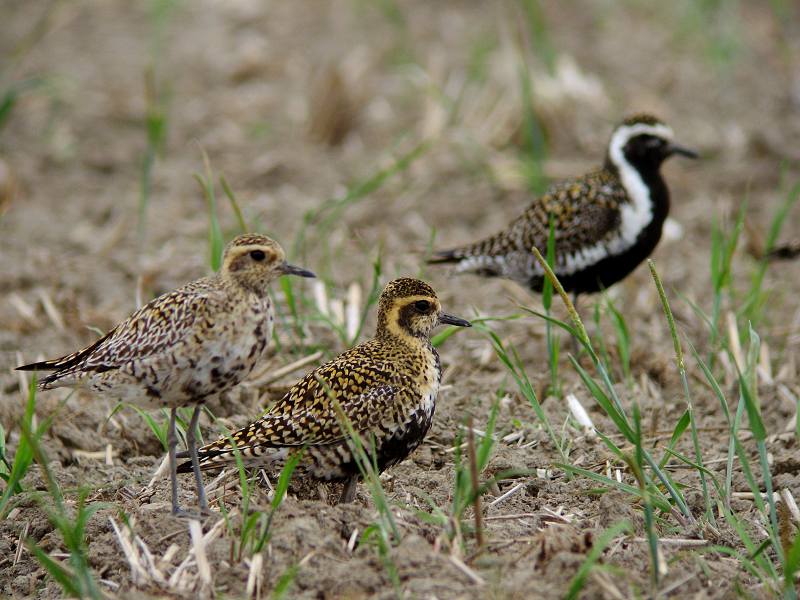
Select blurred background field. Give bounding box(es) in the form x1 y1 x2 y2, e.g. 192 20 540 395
1 1 800 598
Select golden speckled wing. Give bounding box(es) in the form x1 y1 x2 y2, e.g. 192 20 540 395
431 169 627 282
194 384 401 467
37 280 221 387
518 171 624 251
191 341 413 465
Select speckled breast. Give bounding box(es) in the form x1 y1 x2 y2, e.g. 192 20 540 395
95 294 274 406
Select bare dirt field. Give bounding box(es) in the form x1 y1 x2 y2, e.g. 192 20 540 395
2 1 800 598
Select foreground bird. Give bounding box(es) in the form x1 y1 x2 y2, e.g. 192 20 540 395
178 277 471 504
17 233 315 516
429 114 697 296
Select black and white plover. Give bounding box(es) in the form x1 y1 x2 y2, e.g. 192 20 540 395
17 233 315 516
179 277 471 504
429 114 697 297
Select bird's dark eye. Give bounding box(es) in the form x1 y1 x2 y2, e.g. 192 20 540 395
414 300 431 312
250 250 266 261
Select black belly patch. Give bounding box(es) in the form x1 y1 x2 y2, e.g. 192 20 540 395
333 412 434 480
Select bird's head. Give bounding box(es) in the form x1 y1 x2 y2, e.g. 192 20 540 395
607 113 697 174
376 278 471 340
221 233 315 293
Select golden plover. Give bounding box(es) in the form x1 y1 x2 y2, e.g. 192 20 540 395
429 114 697 297
17 233 315 516
178 277 471 504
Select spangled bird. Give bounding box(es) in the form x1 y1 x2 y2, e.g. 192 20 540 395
429 114 697 298
178 277 471 504
17 233 315 516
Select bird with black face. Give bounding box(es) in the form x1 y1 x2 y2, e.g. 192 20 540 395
17 233 315 517
429 114 697 300
178 277 471 504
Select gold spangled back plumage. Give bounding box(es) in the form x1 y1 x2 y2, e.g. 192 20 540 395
182 277 461 481
438 169 626 265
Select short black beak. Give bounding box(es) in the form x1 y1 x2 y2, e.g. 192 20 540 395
280 263 316 278
439 313 471 327
666 143 699 159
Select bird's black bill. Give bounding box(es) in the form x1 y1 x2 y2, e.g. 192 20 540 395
281 263 316 278
667 144 698 159
439 313 471 327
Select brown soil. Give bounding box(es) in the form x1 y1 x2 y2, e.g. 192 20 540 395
2 1 800 598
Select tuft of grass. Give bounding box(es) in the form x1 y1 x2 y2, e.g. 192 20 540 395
211 423 303 564
191 159 256 272
292 140 430 269
311 376 404 592
220 174 250 234
337 418 403 594
414 398 526 554
25 490 104 600
516 63 548 195
517 0 556 74
450 402 499 539
465 417 485 550
194 149 225 271
605 294 632 385
542 214 561 398
271 562 300 600
564 521 631 600
528 247 695 525
138 66 169 244
137 0 179 243
0 378 60 518
121 404 197 452
741 176 800 327
477 321 566 461
221 434 304 561
708 205 743 367
648 260 713 523
18 401 105 598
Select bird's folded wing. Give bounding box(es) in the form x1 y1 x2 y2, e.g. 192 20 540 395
429 171 625 266
198 384 400 459
56 285 219 375
517 174 625 257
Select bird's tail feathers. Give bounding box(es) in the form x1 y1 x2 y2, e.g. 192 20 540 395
16 329 115 379
176 447 238 473
427 247 468 265
176 437 287 473
428 243 506 278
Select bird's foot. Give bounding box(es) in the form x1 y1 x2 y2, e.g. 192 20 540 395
171 505 210 520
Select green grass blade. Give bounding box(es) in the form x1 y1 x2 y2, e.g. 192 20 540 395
193 149 225 271
27 543 82 597
569 357 634 442
271 563 299 600
564 520 631 600
220 175 249 234
648 260 712 521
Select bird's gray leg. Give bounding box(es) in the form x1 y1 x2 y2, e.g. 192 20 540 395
186 405 209 513
338 476 358 504
167 407 183 515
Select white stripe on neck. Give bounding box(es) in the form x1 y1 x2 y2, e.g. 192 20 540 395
607 123 673 253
